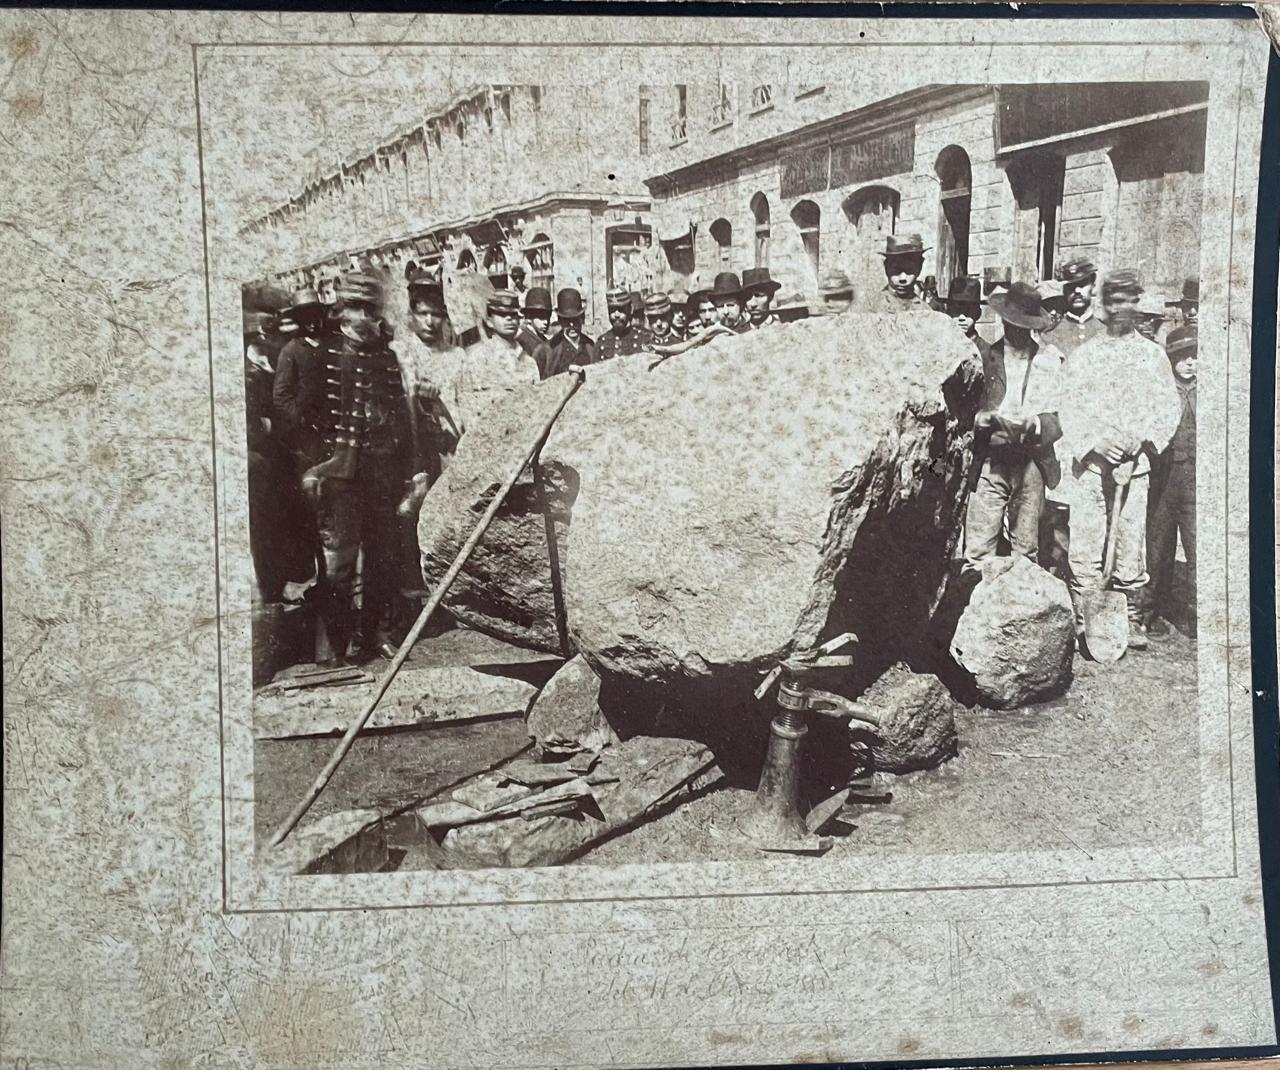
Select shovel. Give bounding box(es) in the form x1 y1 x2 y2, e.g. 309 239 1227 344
1079 459 1135 663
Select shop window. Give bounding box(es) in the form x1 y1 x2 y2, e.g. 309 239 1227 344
710 217 733 266
750 192 771 269
606 225 653 292
1008 153 1065 282
935 146 972 286
791 199 821 281
526 232 555 292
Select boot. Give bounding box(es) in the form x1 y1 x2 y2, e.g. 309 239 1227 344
1125 590 1149 651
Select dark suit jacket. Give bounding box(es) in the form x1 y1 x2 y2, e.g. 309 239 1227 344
535 333 596 380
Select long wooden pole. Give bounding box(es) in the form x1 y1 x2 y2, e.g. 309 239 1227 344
270 368 586 847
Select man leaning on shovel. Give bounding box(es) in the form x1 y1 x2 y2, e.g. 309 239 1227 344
1056 269 1181 655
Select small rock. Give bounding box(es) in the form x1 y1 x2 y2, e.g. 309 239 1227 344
526 654 620 754
858 662 960 772
949 555 1075 709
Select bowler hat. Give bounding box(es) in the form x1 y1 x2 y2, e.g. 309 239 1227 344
710 272 742 299
879 233 929 258
523 287 553 315
1166 325 1198 358
988 281 1053 330
1167 277 1199 307
606 286 631 309
741 267 781 294
338 272 384 308
943 276 983 307
818 270 854 297
644 292 672 317
286 286 322 312
487 289 521 314
1058 257 1097 286
556 288 585 319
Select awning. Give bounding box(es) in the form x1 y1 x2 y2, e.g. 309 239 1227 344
464 219 507 248
654 209 693 244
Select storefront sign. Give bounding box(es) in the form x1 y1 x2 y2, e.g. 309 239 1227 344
830 124 915 188
780 145 830 199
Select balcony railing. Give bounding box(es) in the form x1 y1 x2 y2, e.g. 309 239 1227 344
669 115 688 144
750 84 773 112
709 92 734 129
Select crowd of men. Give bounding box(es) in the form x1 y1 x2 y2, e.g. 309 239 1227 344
245 230 1198 670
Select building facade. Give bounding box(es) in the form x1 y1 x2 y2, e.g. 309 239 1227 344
641 80 1208 309
243 83 652 327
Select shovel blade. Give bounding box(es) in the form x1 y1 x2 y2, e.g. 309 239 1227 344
1080 589 1128 663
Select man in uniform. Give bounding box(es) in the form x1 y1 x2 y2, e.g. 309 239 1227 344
597 286 652 361
305 273 419 663
741 267 782 330
1054 256 1105 357
643 292 676 345
940 277 990 361
536 288 596 379
963 281 1065 571
1056 269 1181 653
814 270 855 316
866 233 930 313
669 289 691 340
709 272 750 333
516 286 555 358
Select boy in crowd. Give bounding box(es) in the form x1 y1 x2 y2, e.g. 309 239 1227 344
941 276 990 360
1056 269 1181 652
1146 325 1198 638
963 282 1064 570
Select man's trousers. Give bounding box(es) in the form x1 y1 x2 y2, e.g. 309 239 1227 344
963 452 1045 567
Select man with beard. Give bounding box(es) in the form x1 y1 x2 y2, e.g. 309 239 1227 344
305 273 418 663
536 287 596 379
866 233 930 313
643 292 675 344
516 286 555 358
1054 256 1105 357
597 286 652 361
708 272 749 333
1056 269 1181 654
740 267 782 330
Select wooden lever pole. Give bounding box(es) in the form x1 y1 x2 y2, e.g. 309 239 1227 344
269 368 586 847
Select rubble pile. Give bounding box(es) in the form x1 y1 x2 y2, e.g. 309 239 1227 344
420 311 982 699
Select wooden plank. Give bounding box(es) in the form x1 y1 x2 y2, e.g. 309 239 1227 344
253 663 540 740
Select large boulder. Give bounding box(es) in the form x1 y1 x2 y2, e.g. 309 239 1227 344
420 313 981 698
948 556 1075 709
857 662 961 773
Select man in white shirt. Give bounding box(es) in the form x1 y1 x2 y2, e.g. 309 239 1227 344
453 289 541 434
1056 269 1182 652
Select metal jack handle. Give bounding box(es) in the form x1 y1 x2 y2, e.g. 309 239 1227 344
741 634 860 848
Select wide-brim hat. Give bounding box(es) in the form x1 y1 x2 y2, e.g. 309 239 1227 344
741 267 781 294
523 286 553 314
606 286 631 309
942 276 983 307
644 292 672 317
286 286 322 312
1058 256 1098 286
879 233 929 258
555 288 585 319
710 271 742 299
817 270 854 298
1167 276 1200 306
989 281 1053 330
1166 325 1198 358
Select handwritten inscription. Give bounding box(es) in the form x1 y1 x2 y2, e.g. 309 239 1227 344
504 922 950 1033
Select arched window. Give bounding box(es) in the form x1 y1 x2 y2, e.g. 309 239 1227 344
709 218 733 266
750 192 770 268
457 248 476 271
935 146 972 287
842 185 900 238
791 199 821 281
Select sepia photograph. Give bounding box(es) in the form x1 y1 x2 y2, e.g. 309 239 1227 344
233 68 1212 876
2 11 1275 1070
